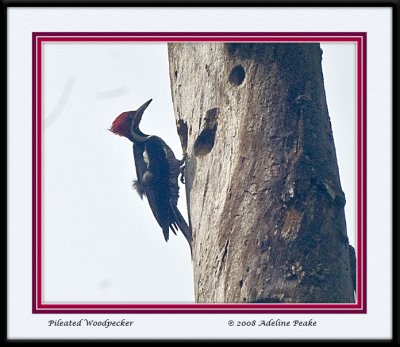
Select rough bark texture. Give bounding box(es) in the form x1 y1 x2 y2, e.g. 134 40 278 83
168 43 355 303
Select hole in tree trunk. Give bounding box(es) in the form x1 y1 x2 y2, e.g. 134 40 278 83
193 128 217 157
193 108 219 157
229 65 246 86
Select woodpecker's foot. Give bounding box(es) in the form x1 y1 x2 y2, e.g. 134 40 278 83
180 165 186 184
177 152 187 166
178 153 187 184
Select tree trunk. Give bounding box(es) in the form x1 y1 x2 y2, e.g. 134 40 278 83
168 43 355 303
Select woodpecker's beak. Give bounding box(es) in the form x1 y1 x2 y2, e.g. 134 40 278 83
136 99 152 116
133 99 152 127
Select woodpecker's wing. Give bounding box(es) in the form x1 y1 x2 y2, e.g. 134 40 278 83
143 136 174 241
132 142 147 198
145 136 191 245
154 138 181 207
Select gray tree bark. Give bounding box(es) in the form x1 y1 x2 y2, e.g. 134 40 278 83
168 43 355 303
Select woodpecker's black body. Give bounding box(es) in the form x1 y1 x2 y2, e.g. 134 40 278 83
112 99 192 246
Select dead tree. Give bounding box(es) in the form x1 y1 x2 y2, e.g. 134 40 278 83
168 43 355 303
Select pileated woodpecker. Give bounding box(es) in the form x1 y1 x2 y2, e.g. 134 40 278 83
110 99 192 247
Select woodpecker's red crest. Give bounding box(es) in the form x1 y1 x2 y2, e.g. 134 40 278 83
110 112 132 138
110 99 152 139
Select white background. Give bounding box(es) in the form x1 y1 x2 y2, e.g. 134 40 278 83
8 7 392 340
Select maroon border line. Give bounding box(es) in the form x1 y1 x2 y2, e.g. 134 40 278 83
32 32 367 314
32 31 37 317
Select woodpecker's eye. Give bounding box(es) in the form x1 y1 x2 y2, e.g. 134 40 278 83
127 111 134 119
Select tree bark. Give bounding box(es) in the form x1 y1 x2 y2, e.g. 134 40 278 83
168 43 355 303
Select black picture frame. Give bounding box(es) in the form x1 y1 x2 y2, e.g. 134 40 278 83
2 0 397 343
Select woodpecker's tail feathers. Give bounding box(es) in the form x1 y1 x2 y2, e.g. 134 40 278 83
169 222 178 236
170 204 192 245
162 226 169 242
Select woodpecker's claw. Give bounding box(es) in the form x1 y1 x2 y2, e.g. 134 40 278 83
180 165 186 184
179 153 187 184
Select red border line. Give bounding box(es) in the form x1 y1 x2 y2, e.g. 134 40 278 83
37 37 360 43
357 37 362 307
32 32 366 314
361 33 367 312
37 36 43 311
32 31 37 314
34 32 365 37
